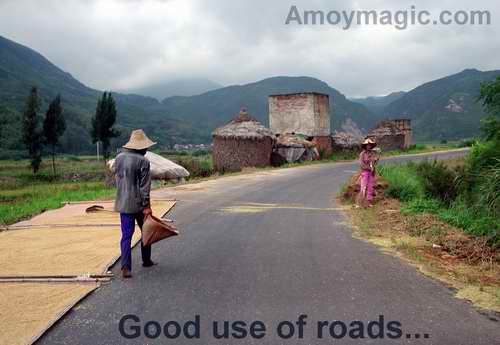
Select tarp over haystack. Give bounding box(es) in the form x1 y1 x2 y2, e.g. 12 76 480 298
108 151 190 180
272 133 319 164
331 131 362 151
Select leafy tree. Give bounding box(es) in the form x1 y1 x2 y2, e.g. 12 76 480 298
91 92 119 159
479 77 500 141
22 87 43 173
43 94 66 175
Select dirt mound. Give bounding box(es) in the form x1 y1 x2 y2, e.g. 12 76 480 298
342 172 389 203
372 199 500 266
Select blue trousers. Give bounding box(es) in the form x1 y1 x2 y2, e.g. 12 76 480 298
120 213 152 270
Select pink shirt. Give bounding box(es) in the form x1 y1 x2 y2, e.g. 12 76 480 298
359 150 379 171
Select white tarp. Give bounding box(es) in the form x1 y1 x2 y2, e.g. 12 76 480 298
108 151 190 180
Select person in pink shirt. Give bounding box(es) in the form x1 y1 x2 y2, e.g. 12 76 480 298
358 138 379 207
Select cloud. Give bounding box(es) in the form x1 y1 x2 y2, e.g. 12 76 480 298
0 0 498 96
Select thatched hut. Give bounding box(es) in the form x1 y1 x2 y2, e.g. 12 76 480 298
212 109 275 172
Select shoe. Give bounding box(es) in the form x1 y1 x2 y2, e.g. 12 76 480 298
142 261 157 268
121 267 132 278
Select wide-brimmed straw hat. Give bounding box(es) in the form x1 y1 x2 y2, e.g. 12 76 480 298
362 138 377 148
123 129 157 150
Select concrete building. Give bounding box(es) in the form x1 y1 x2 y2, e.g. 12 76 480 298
268 92 332 155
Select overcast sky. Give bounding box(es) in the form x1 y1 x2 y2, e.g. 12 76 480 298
0 0 498 97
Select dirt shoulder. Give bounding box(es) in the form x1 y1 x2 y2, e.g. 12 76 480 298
339 183 500 313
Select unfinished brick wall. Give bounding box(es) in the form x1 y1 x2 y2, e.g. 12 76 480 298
391 119 412 148
312 136 333 156
369 133 405 151
268 93 331 136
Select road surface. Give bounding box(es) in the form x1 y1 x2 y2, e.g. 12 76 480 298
38 149 500 345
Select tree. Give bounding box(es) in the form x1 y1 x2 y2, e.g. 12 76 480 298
91 92 119 159
479 76 500 141
43 94 66 175
22 87 43 173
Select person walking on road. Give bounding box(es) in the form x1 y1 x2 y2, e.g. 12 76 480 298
357 138 379 208
114 129 157 278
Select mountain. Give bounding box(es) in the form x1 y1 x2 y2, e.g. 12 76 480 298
0 35 375 158
0 35 198 157
161 76 377 136
122 79 223 99
381 69 500 141
3 34 495 157
351 91 406 114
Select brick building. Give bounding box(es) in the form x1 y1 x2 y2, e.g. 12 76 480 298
391 119 412 148
268 92 332 155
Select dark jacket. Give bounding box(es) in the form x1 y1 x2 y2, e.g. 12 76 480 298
114 150 151 214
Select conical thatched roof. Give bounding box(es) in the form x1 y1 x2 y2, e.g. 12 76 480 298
212 109 274 140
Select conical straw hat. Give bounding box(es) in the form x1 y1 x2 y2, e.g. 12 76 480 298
362 138 376 147
123 129 157 150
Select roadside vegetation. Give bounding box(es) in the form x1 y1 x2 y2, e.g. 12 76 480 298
380 76 500 247
0 141 469 226
340 76 500 311
0 156 113 225
379 154 499 247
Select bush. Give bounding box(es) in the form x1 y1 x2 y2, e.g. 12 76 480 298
378 163 424 201
457 139 476 148
477 161 500 217
466 140 500 172
415 160 458 205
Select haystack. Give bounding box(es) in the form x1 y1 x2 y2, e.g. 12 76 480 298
108 151 190 180
272 133 319 165
331 131 362 151
212 109 275 172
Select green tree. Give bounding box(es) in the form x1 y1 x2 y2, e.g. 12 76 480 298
479 76 500 141
43 94 66 175
22 87 43 173
91 92 119 159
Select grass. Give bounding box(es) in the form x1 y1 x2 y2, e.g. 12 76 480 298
378 163 424 201
0 182 114 225
0 156 113 225
383 141 470 157
379 159 500 246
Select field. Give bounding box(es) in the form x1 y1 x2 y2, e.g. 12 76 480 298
0 156 113 225
0 143 466 226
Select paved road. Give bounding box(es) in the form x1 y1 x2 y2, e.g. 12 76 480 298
38 149 500 345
